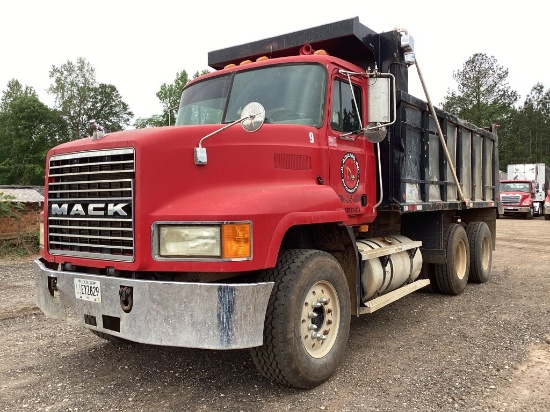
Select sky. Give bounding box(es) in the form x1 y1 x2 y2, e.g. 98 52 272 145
1 0 548 123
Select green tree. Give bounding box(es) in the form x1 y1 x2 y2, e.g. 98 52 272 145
502 83 550 167
48 57 95 139
158 70 189 125
0 95 67 185
1 79 37 112
88 83 133 133
48 57 133 139
0 192 24 218
442 53 519 128
134 69 210 128
193 70 210 78
133 114 165 129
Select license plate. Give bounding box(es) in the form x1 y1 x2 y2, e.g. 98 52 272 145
74 279 101 303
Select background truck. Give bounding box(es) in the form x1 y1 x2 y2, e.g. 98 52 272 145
34 17 499 389
499 163 550 218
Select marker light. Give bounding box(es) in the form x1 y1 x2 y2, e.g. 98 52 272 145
222 223 251 259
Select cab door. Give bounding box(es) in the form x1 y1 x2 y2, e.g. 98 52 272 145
327 76 376 224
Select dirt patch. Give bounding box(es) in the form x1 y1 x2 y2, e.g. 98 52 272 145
0 305 40 321
0 218 549 411
481 343 550 411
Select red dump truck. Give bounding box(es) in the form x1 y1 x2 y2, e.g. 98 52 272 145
34 17 499 388
499 163 550 218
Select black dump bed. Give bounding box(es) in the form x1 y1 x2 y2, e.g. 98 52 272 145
380 91 499 213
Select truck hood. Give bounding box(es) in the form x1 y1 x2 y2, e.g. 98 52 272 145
47 124 338 218
49 125 199 155
44 124 346 271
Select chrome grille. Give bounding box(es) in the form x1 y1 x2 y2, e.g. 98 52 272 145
47 148 135 261
501 194 521 205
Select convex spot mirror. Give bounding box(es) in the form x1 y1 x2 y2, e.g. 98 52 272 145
241 102 265 132
364 127 387 143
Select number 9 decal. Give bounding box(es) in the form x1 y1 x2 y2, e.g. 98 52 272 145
309 132 314 144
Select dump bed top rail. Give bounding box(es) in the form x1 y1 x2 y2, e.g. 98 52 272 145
208 17 377 70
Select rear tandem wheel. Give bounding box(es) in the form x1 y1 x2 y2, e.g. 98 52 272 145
466 221 493 283
434 224 470 295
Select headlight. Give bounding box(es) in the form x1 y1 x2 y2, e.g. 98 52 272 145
157 222 252 259
159 225 221 257
521 199 532 206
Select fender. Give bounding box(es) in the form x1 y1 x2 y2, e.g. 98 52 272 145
265 209 348 267
150 183 348 270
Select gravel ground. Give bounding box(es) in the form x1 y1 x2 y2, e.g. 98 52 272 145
0 217 549 411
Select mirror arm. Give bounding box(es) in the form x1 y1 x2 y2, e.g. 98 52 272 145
198 117 246 149
338 131 362 141
194 102 265 166
194 117 250 166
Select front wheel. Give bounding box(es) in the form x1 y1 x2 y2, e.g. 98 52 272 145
250 249 351 389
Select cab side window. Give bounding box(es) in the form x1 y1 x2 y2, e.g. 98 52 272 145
331 79 362 133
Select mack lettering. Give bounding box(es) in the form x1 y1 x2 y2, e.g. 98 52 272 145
50 203 129 217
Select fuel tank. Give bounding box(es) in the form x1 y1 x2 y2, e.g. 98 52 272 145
357 235 422 302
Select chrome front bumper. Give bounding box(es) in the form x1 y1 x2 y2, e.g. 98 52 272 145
34 259 273 349
502 206 530 213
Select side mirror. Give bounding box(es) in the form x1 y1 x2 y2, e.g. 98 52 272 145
368 78 390 124
365 77 392 143
240 102 265 132
365 127 387 143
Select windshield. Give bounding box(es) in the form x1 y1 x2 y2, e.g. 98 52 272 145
176 75 231 125
176 64 326 127
499 182 531 192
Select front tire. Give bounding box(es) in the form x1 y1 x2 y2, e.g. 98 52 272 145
250 249 351 389
466 222 492 283
434 224 470 295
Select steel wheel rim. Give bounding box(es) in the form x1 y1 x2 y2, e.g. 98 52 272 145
456 239 467 280
481 235 490 271
300 280 340 358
